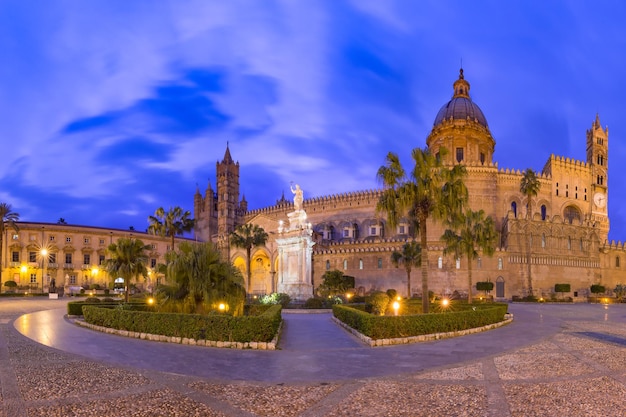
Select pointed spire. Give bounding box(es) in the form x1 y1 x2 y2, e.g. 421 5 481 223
222 142 234 164
594 113 601 129
206 178 213 191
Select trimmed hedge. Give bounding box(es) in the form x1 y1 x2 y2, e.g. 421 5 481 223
67 300 128 315
82 304 282 343
332 303 508 340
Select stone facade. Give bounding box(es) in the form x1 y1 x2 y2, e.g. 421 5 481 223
0 222 183 293
195 70 625 300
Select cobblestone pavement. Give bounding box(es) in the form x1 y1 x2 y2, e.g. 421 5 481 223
1 298 625 416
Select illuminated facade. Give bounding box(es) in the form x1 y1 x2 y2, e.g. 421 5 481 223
0 223 180 293
195 69 625 300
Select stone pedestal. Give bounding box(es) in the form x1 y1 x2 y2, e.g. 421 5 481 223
276 210 315 301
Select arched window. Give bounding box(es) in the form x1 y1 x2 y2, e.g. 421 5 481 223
511 202 517 218
343 259 348 270
564 206 581 224
477 257 482 268
498 257 503 270
359 259 363 270
541 205 547 220
541 234 546 248
326 260 331 270
456 258 461 269
616 257 620 268
438 257 443 269
377 258 383 269
567 237 572 250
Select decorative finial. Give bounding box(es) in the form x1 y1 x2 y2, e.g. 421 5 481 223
459 67 464 80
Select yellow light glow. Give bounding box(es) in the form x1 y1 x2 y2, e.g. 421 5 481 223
346 293 352 299
40 248 48 256
147 297 155 305
392 301 400 316
218 303 226 312
91 267 99 275
396 296 401 301
442 298 450 307
21 265 27 273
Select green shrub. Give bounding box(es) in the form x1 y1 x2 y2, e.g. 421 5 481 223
366 291 390 316
333 303 508 340
591 284 605 294
386 289 398 299
304 297 325 309
554 283 571 293
84 297 101 303
476 282 494 292
259 293 291 307
82 304 282 343
4 280 17 288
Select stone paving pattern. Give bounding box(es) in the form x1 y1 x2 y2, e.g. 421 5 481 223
0 299 625 416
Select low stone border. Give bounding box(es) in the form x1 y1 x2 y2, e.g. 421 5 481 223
69 316 282 350
333 313 514 347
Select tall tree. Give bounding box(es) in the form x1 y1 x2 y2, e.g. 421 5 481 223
0 203 20 288
442 209 497 303
166 241 246 315
520 168 541 297
390 241 422 298
147 207 195 253
377 148 467 313
230 224 268 293
104 238 150 302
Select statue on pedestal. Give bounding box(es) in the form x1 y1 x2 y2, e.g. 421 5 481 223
290 183 303 212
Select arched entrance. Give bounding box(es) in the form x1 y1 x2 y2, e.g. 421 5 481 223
496 276 505 298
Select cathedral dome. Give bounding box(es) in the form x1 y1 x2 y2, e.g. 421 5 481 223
433 69 488 128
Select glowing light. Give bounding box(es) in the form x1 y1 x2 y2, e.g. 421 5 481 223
147 297 155 305
396 296 401 301
346 293 352 300
21 265 27 273
441 298 450 307
218 303 226 312
40 248 48 257
392 301 400 316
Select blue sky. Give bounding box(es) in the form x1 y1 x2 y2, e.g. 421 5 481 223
2 1 626 240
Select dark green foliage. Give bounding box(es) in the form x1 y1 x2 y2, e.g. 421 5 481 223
304 297 325 309
554 283 571 293
82 304 282 343
476 282 494 292
317 270 354 297
333 303 508 340
3 280 17 290
84 297 101 303
67 301 123 315
386 289 398 299
590 284 605 294
366 291 390 315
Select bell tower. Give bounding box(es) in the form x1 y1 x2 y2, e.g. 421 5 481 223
586 114 609 239
216 144 240 238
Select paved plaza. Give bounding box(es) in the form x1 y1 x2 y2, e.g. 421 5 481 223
0 298 625 416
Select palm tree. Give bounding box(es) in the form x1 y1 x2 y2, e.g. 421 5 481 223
230 224 268 293
166 241 246 315
377 147 467 313
104 238 150 302
147 206 195 253
391 241 421 298
520 168 541 297
0 203 19 288
442 209 497 303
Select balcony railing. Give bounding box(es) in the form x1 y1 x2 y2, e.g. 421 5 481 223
63 264 74 269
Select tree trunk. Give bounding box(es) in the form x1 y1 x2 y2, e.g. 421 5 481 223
246 247 252 293
467 254 473 304
420 219 429 313
406 267 411 299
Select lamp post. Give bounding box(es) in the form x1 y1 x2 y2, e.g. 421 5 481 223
40 248 48 293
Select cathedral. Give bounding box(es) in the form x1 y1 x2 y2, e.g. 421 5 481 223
194 69 624 301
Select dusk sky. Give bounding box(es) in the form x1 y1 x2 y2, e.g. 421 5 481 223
3 1 626 240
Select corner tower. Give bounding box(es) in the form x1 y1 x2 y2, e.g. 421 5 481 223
216 144 241 237
426 69 495 165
